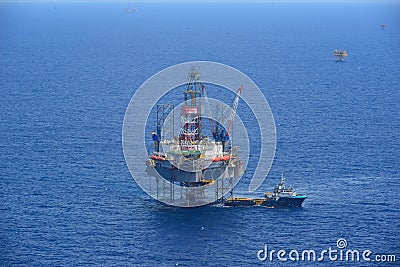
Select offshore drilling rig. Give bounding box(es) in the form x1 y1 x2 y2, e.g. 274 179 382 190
334 49 348 62
145 67 245 206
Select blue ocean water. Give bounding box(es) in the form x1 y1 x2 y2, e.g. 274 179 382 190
1 2 399 266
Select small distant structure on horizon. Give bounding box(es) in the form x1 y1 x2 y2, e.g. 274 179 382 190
380 23 387 29
125 8 137 14
334 49 347 62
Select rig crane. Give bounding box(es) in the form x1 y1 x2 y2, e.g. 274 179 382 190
225 85 243 138
208 85 243 151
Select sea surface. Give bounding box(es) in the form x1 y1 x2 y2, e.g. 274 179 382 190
1 2 399 266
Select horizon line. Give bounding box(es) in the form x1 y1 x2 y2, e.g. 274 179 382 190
1 0 400 3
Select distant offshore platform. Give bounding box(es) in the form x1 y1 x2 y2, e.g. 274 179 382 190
334 49 347 62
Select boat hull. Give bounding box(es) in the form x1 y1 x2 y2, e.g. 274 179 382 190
262 196 306 208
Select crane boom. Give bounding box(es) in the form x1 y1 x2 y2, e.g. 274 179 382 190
226 85 243 137
201 84 215 138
